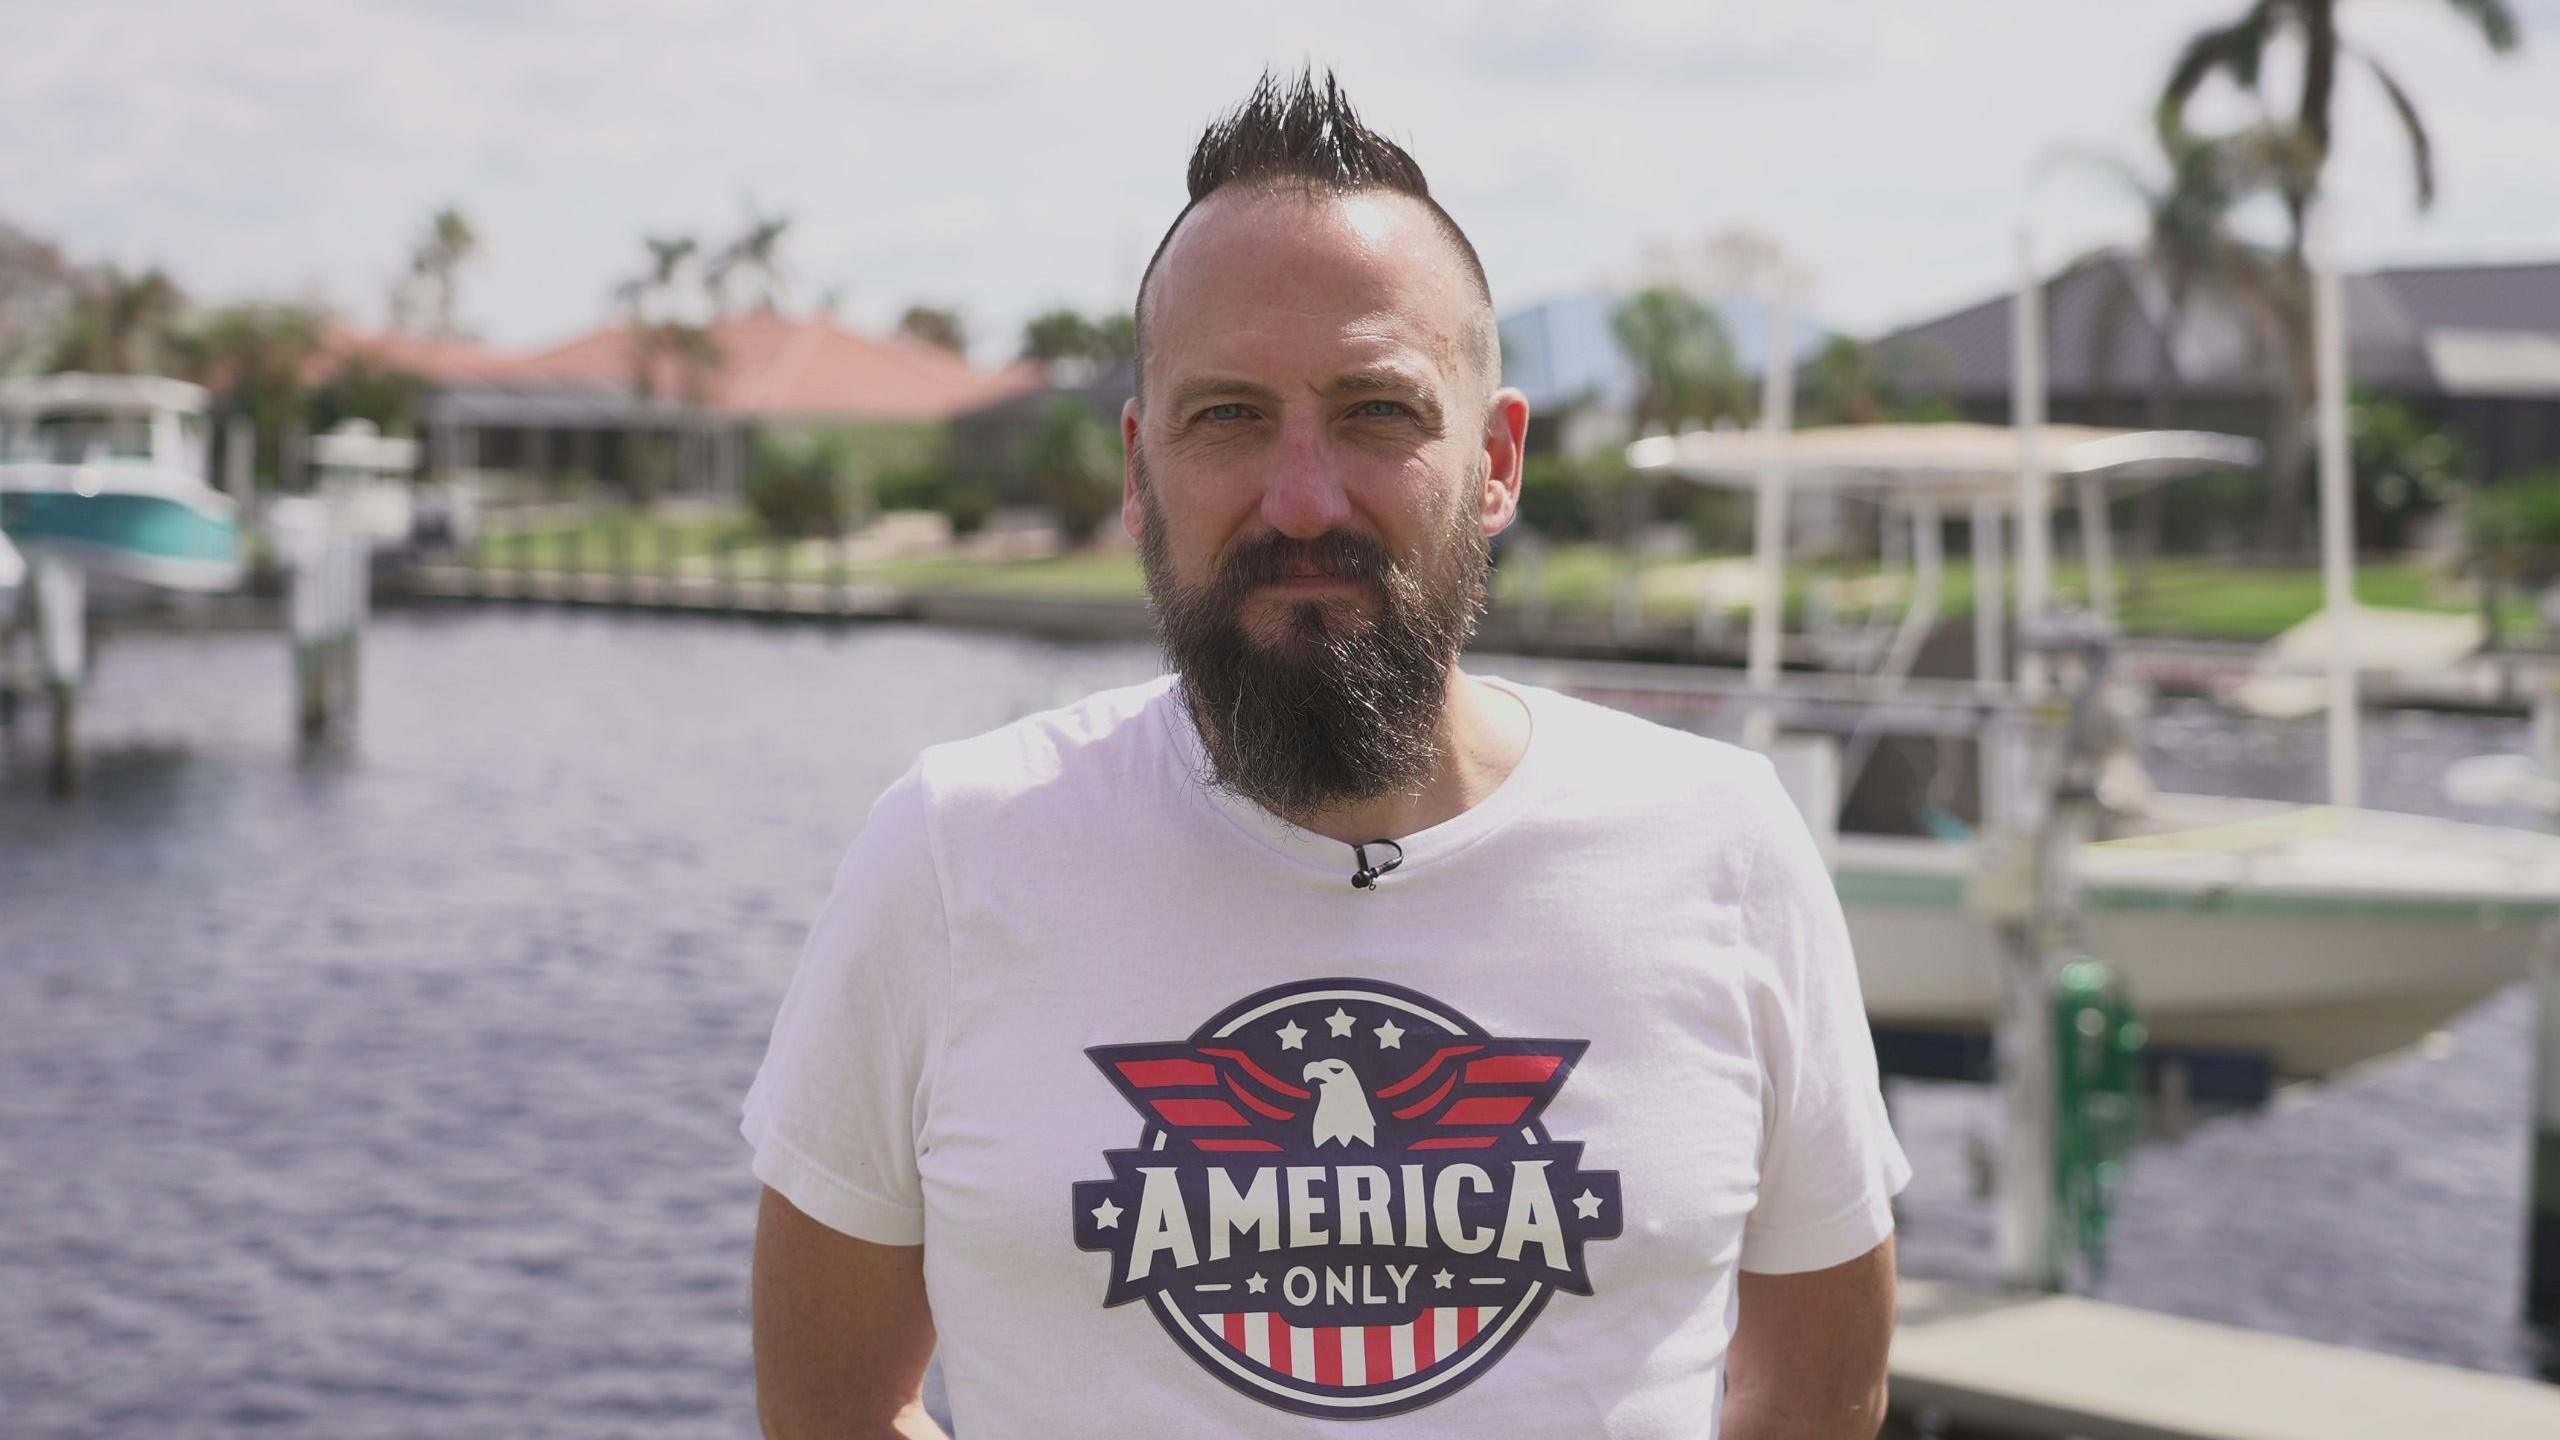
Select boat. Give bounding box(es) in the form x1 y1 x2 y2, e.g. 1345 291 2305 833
1617 420 2560 1085
1837 795 2560 1079
0 373 243 592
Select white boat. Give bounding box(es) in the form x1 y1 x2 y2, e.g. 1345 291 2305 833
1621 421 2560 1084
0 373 242 591
1837 798 2560 1080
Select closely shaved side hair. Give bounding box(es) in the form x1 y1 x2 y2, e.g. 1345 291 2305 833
1131 68 1500 403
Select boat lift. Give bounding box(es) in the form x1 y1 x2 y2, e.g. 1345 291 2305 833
1624 222 2560 1313
0 374 371 790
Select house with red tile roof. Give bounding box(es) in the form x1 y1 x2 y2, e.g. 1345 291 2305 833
313 325 521 387
418 311 1039 500
499 311 1038 422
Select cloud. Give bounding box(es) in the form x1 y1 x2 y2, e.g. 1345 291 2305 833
5 0 2553 358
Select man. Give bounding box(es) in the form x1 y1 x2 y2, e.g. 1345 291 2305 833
744 70 1908 1439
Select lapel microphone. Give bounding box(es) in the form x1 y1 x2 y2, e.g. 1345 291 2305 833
1348 839 1404 891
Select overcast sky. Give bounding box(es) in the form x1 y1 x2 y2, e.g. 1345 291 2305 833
11 0 2559 360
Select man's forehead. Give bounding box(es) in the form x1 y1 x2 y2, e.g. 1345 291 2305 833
1143 189 1478 386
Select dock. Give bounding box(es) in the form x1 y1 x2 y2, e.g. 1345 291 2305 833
1891 1279 2560 1439
388 560 2553 716
392 560 1819 663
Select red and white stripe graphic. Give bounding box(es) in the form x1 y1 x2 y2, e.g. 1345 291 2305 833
1195 1308 1502 1386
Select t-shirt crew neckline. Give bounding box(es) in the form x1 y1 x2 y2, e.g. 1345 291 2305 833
1153 671 1550 883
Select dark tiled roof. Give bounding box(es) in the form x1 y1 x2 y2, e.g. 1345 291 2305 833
1874 249 2553 401
2372 261 2560 334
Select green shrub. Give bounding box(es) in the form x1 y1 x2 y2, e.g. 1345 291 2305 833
745 432 849 538
1683 487 1750 553
941 480 997 536
862 444 997 536
1515 455 1596 540
2351 394 2467 552
1020 398 1122 544
873 456 947 514
2470 469 2560 583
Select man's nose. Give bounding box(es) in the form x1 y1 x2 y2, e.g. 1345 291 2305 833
1255 427 1354 539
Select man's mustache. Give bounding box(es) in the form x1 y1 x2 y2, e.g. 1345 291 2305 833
1209 531 1393 597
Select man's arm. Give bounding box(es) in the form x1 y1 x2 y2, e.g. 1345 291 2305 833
752 1186 946 1440
1723 1235 1896 1440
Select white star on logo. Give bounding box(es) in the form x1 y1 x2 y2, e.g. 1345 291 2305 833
1276 1019 1307 1050
1432 1268 1454 1289
1573 1190 1604 1220
1245 1272 1268 1295
1091 1199 1123 1229
1325 1007 1357 1038
1373 1019 1404 1049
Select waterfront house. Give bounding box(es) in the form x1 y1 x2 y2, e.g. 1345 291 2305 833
1879 251 2560 486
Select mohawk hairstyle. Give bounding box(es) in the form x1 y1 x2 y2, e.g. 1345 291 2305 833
1132 67 1496 400
1184 68 1436 204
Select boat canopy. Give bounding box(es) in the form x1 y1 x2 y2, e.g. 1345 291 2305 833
310 419 420 477
0 373 210 419
1626 422 2259 503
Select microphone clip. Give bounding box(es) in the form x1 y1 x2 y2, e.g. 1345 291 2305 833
1349 839 1405 891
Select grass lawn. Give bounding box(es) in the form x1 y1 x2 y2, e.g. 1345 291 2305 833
842 550 1150 598
1497 545 2528 641
467 511 2535 644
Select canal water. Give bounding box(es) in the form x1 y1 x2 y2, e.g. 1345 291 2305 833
1 608 2550 1436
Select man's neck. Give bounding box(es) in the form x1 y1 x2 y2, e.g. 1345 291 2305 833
1281 669 1532 846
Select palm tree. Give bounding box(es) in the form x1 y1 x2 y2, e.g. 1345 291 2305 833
2157 0 2521 549
405 206 480 339
0 218 76 374
1600 285 1746 624
707 203 792 317
897 304 967 354
2161 0 2517 237
732 210 791 314
642 234 696 295
613 234 712 402
1609 284 1746 438
51 267 185 374
658 322 723 407
2062 124 2297 586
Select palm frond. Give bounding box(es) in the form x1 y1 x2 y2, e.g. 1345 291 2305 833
2040 142 2157 202
2161 3 2278 120
2355 49 2437 209
2440 0 2521 53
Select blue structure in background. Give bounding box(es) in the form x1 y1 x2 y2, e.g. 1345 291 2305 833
1498 292 1832 440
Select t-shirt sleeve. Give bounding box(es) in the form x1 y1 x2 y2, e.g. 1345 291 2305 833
739 762 948 1246
1736 756 1913 1274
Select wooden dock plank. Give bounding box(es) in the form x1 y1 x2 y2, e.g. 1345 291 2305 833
1893 1280 2560 1440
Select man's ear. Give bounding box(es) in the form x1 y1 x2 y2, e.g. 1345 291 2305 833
1479 387 1531 537
1120 399 1145 544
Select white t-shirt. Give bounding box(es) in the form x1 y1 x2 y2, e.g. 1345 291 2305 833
741 674 1910 1437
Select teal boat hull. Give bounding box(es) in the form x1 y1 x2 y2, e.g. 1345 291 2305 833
0 486 242 591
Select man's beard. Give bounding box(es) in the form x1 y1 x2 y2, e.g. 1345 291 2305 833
1135 453 1492 824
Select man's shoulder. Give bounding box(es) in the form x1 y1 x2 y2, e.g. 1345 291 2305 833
912 674 1181 810
1507 677 1779 799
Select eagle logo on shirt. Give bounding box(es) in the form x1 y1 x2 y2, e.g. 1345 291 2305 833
1071 977 1623 1419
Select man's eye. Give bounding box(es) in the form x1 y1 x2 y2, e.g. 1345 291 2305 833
1200 403 1252 422
1352 399 1410 418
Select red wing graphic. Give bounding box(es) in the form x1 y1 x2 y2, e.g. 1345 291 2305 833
1372 1041 1588 1150
1088 1042 1313 1153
